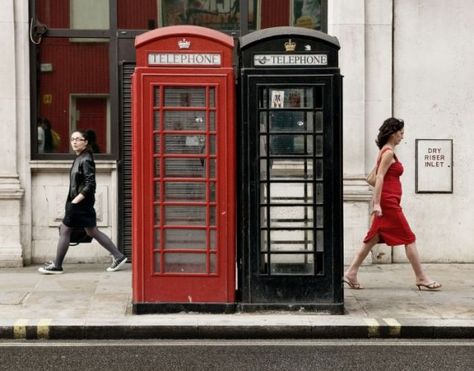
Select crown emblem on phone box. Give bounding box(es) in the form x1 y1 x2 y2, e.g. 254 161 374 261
284 39 296 51
178 38 191 49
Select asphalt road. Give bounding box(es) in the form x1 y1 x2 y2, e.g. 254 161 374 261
0 339 472 371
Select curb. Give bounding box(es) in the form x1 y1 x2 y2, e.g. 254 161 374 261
1 322 473 340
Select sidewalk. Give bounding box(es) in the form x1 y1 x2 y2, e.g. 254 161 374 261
0 263 472 340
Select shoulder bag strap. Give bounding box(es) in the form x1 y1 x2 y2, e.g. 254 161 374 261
375 147 393 172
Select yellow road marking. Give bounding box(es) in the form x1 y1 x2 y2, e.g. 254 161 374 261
37 319 52 339
383 318 401 337
13 319 28 339
365 318 380 337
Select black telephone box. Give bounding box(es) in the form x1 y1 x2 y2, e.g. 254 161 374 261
238 27 343 313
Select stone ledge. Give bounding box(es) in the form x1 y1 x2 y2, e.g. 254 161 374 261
0 176 24 200
0 190 24 200
343 176 372 202
30 160 117 173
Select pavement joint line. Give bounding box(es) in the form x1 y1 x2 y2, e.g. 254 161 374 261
383 318 401 337
13 319 28 339
364 318 380 338
37 319 52 339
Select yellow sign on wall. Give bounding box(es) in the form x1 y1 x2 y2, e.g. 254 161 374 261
43 94 52 104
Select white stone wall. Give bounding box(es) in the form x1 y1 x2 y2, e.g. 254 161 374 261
0 0 26 267
332 0 474 263
30 162 118 264
363 0 394 263
1 1 474 265
0 1 120 267
330 0 376 264
392 0 474 262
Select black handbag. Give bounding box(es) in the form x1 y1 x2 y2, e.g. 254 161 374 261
59 227 93 246
70 228 93 245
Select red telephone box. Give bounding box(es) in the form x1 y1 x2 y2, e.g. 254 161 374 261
132 26 236 313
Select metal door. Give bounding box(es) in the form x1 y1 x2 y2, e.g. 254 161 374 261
243 75 342 304
139 74 235 303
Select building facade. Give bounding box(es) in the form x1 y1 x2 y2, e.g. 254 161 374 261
1 0 473 267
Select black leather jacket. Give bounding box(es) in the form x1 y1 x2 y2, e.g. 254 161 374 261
68 150 96 201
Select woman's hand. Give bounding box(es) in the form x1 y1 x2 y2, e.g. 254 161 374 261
71 193 85 204
372 203 382 217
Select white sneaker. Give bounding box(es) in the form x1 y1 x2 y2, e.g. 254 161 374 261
38 261 64 274
106 256 127 272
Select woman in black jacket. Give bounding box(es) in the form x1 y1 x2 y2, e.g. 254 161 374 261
39 130 127 274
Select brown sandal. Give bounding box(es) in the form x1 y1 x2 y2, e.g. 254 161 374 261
416 281 442 291
343 276 363 289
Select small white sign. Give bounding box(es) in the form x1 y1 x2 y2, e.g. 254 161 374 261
148 53 221 66
185 136 202 146
271 90 285 108
254 54 328 66
416 139 453 193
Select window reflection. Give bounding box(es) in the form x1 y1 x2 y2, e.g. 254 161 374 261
36 0 109 29
70 0 109 30
260 0 323 30
118 0 158 29
36 38 110 154
118 0 323 31
292 0 322 30
160 0 258 31
164 253 206 273
34 1 326 156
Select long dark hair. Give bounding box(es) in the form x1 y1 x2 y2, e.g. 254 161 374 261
42 118 54 153
86 129 100 153
376 118 404 149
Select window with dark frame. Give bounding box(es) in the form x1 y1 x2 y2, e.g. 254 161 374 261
30 0 327 158
258 86 325 275
32 0 113 157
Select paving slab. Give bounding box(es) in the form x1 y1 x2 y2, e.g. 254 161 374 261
0 263 472 339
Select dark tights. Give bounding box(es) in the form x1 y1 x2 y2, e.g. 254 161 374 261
55 223 124 268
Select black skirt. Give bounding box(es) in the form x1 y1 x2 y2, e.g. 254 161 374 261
62 199 96 228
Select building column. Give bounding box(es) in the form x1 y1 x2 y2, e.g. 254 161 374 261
0 0 25 267
363 0 394 263
329 0 394 264
329 0 372 265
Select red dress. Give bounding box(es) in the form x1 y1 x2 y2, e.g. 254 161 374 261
364 150 416 246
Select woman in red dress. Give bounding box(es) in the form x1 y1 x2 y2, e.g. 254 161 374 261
344 118 441 290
